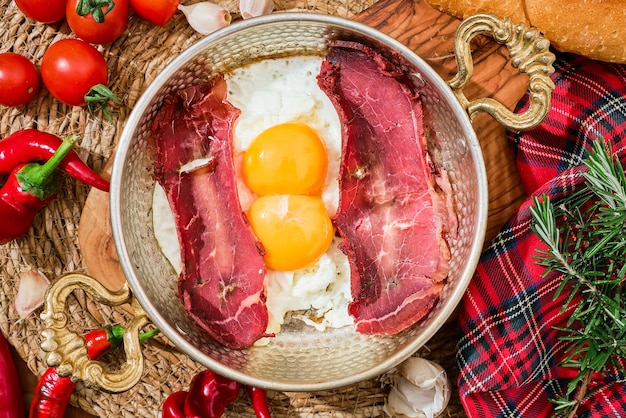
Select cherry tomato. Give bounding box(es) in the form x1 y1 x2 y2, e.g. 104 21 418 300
40 39 109 107
66 0 129 44
129 0 179 26
0 52 40 107
14 0 66 23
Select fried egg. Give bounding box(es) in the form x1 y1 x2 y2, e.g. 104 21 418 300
227 56 341 216
153 56 353 337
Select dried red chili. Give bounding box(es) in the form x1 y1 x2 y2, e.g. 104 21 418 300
0 133 109 244
162 369 249 418
161 390 187 418
29 325 158 418
161 370 273 417
245 385 271 418
184 369 241 418
0 332 25 418
0 129 110 192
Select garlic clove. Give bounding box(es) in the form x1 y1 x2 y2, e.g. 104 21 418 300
178 2 232 35
386 382 428 418
399 357 449 389
239 0 274 19
14 268 50 319
384 357 451 418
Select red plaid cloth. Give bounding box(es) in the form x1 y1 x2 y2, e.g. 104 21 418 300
457 51 626 417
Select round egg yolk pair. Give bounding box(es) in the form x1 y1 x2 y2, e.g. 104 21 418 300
243 123 334 271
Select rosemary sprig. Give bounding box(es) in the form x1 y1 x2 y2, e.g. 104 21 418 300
529 138 626 418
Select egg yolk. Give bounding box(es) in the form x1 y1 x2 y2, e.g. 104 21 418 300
243 123 328 196
247 195 334 271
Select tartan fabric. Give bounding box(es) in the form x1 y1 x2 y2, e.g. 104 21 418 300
457 51 626 417
510 53 626 196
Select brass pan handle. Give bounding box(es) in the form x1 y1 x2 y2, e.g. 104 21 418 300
40 273 148 393
449 13 556 130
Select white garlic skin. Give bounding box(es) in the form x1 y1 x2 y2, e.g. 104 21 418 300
383 357 451 418
178 2 232 35
239 0 274 19
14 268 50 319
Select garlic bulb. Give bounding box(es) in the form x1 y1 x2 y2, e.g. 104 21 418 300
384 357 451 418
14 268 50 319
178 2 232 35
239 0 273 19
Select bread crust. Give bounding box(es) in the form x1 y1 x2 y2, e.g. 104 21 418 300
425 0 626 63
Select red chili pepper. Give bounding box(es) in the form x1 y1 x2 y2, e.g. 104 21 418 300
162 369 254 418
162 390 188 418
0 133 108 244
245 386 271 418
183 369 241 418
0 332 25 418
30 326 159 418
0 129 110 192
29 325 124 418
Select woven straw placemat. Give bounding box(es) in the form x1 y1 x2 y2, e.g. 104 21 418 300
0 0 466 416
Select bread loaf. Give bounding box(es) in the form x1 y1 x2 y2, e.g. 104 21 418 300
425 0 626 63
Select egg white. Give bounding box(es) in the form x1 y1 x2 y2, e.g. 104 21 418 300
153 56 353 339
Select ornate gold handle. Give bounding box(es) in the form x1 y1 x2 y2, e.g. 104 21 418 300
40 273 148 393
450 13 556 130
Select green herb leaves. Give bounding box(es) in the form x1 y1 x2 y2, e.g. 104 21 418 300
530 138 626 418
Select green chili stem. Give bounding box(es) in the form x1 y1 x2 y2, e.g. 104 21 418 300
15 134 80 200
27 134 78 182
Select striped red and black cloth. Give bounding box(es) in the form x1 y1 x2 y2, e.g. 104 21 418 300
457 51 626 417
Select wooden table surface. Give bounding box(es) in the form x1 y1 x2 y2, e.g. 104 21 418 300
12 0 532 416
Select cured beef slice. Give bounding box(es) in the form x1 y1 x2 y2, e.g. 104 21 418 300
318 42 453 335
153 76 269 349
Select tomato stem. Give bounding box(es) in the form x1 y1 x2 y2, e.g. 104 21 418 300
85 84 120 124
76 0 115 23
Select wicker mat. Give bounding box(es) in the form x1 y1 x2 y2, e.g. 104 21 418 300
0 0 466 416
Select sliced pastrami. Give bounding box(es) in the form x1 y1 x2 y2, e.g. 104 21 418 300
318 41 453 335
153 76 269 349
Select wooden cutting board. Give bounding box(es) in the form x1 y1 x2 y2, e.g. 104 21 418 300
78 0 528 291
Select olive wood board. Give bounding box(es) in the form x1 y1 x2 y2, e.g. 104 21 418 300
79 0 529 294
